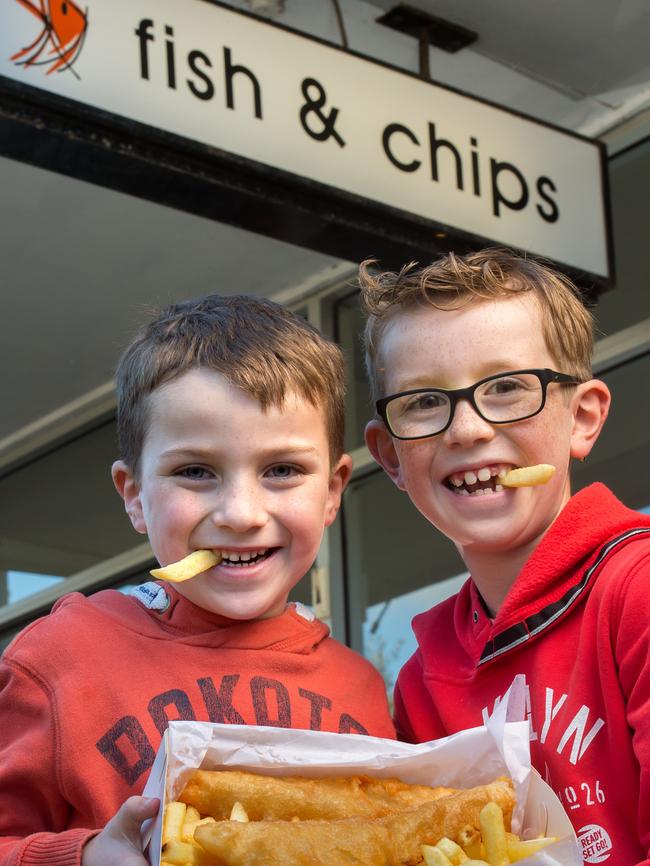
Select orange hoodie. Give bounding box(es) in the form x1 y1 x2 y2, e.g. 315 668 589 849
0 583 394 866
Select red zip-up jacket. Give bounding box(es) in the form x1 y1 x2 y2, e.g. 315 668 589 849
0 584 395 866
394 483 650 865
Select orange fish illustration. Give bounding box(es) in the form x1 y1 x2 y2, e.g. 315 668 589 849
11 0 88 77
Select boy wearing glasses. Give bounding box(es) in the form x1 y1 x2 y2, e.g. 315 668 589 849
361 248 650 862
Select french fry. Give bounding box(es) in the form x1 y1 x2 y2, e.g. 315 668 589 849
507 835 558 861
161 838 208 865
462 861 490 866
422 845 454 866
150 549 221 583
229 801 249 822
181 821 198 844
479 802 509 866
182 816 216 843
500 464 555 488
162 801 187 845
185 805 201 824
435 836 469 864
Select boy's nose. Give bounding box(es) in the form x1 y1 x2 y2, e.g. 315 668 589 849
442 398 496 447
211 481 268 532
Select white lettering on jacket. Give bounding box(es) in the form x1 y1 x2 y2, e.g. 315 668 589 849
540 687 567 744
481 684 539 740
483 684 605 765
556 705 605 765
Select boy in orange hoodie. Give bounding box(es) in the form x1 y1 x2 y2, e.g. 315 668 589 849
0 294 394 866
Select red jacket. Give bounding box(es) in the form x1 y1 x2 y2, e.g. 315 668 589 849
395 483 650 865
0 585 395 866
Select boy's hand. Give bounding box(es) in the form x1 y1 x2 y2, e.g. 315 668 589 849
82 796 159 866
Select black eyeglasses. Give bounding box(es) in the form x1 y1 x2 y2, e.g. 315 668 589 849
376 369 581 440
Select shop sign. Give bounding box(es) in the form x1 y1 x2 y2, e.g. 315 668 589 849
1 0 611 278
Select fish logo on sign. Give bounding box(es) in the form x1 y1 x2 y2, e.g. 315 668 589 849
11 0 88 78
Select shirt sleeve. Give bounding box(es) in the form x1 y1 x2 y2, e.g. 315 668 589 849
0 657 94 866
611 543 650 863
393 650 446 743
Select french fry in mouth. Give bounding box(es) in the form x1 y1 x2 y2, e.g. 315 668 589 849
500 464 555 488
150 549 222 583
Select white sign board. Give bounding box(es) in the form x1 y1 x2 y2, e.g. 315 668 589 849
0 0 610 278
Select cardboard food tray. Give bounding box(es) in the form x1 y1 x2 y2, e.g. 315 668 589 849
143 690 581 866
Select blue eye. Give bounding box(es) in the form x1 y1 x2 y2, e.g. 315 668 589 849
178 466 211 480
267 464 299 479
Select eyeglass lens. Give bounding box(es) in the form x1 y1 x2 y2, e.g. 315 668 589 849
386 372 546 438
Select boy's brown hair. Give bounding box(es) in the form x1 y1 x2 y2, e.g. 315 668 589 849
116 294 346 475
359 247 595 402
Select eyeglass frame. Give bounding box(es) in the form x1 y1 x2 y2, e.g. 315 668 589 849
375 368 582 441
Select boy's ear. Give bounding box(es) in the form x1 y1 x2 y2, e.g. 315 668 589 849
364 419 405 490
324 453 353 527
570 378 611 460
111 460 147 534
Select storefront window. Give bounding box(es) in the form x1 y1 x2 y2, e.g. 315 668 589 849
573 351 650 510
0 421 140 594
594 138 650 335
342 465 465 698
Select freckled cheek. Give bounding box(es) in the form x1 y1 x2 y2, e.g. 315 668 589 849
283 501 317 532
281 493 328 544
145 490 205 532
398 447 438 487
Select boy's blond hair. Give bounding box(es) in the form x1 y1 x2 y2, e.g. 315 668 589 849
359 247 595 402
116 294 346 475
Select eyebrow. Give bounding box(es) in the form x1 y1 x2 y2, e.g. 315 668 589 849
263 445 320 458
159 447 214 461
392 365 526 392
160 444 320 460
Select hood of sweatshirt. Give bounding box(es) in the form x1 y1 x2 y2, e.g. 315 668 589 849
51 582 330 653
491 482 650 630
412 483 650 671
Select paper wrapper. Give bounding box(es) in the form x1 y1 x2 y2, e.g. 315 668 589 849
143 678 581 865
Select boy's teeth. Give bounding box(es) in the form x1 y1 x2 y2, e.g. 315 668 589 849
221 549 268 564
448 464 513 496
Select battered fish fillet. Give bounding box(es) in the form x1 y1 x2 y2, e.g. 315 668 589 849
194 779 515 866
179 770 456 821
